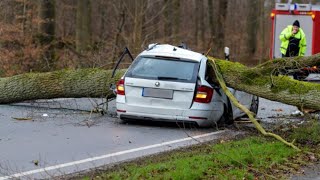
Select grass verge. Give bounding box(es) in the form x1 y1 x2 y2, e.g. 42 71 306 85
80 136 309 180
289 119 320 146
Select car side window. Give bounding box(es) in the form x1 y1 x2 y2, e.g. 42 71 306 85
205 62 215 85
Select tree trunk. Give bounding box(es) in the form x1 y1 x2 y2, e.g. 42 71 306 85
132 0 147 54
163 0 172 42
38 0 55 71
246 0 258 57
194 0 199 47
111 2 126 67
76 0 91 53
207 0 217 55
172 0 180 45
199 0 205 50
215 0 228 58
0 55 320 111
0 69 125 104
14 0 27 35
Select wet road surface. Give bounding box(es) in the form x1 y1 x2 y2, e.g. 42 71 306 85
0 98 239 179
0 98 299 179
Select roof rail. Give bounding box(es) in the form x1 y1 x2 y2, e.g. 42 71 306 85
147 43 158 51
177 42 188 49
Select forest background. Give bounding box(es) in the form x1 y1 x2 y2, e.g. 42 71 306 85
0 0 318 77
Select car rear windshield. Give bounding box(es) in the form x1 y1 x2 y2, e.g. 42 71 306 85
125 56 199 83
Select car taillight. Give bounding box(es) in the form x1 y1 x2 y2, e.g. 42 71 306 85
116 79 125 95
194 86 213 103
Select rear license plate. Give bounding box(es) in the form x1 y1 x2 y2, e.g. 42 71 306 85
142 88 173 99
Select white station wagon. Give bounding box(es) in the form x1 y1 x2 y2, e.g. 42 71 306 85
115 44 258 127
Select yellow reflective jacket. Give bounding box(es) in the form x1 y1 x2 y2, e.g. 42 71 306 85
279 25 307 56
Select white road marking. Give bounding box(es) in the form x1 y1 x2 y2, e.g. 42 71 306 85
0 131 224 180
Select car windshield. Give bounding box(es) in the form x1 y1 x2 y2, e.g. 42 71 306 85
125 57 199 83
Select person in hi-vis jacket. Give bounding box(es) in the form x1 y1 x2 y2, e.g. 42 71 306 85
279 20 307 57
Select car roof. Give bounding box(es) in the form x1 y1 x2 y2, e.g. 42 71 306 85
138 44 204 62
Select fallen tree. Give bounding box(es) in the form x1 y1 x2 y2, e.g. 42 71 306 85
210 58 301 151
209 54 320 110
0 69 125 104
2 55 318 151
0 54 319 111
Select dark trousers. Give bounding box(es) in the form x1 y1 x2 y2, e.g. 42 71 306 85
281 54 298 79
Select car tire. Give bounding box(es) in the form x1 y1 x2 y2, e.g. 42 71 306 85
249 96 259 116
119 117 128 124
218 101 234 126
242 96 259 118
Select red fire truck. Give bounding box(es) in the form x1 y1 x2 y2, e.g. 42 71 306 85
270 2 320 81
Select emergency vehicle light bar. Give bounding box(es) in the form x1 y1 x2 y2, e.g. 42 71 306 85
275 3 312 11
275 3 290 11
296 4 311 11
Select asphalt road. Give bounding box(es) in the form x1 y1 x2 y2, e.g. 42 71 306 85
0 98 299 179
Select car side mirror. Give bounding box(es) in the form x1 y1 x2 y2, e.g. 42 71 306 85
224 47 230 61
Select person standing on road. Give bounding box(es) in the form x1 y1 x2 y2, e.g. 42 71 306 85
279 20 307 57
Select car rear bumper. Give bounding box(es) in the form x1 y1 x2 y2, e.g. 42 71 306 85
116 103 223 127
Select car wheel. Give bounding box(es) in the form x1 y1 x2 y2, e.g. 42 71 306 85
119 117 128 124
242 96 259 118
218 101 234 126
249 96 259 116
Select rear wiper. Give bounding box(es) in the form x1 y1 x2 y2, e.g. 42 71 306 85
157 76 187 81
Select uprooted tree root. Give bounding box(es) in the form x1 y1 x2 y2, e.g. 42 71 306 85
209 57 301 151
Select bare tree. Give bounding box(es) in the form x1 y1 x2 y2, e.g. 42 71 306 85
172 0 180 44
111 0 126 66
38 0 55 70
199 0 205 50
215 0 228 58
132 0 148 53
194 0 199 47
76 0 91 53
163 0 172 42
246 0 259 58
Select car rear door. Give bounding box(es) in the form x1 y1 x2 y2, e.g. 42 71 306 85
229 89 253 117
